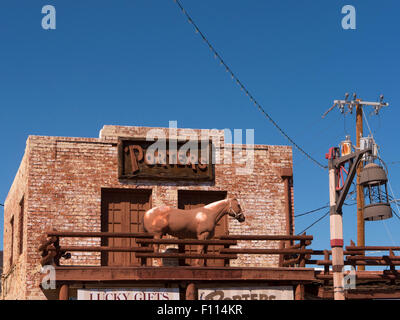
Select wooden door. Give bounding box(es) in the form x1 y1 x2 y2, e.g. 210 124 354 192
101 189 151 266
178 190 228 266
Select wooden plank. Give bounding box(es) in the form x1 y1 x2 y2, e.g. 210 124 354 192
318 289 400 300
47 232 154 238
135 253 237 260
136 239 237 245
220 248 314 255
219 235 313 241
52 266 316 282
315 271 400 280
315 259 400 266
60 246 153 253
347 255 400 261
310 250 364 255
346 246 400 251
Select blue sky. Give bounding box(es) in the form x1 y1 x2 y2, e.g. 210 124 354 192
0 0 399 253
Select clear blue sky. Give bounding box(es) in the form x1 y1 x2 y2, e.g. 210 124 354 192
1 0 399 253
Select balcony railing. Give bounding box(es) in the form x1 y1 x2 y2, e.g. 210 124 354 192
38 231 314 267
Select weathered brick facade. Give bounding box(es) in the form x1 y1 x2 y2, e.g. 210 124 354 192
1 125 294 300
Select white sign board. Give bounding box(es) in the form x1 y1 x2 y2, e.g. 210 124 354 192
198 286 294 300
77 288 180 300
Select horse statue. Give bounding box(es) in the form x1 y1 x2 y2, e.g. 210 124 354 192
143 197 245 266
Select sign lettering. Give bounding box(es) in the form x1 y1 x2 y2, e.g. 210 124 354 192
118 138 214 181
198 286 294 300
77 288 179 300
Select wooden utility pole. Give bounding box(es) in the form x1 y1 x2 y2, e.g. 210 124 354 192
355 101 365 270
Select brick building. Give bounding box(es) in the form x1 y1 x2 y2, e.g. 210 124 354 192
0 251 2 296
1 125 294 300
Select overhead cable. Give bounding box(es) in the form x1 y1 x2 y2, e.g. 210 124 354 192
172 0 328 170
294 204 329 218
296 210 329 235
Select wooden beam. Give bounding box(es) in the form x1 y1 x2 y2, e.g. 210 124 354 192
51 266 316 282
47 232 154 238
135 253 237 260
346 246 400 251
220 248 313 255
315 271 400 280
60 246 153 252
136 239 237 245
219 235 313 241
318 289 400 300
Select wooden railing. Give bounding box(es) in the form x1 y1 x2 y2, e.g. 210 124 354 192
38 231 313 267
304 242 400 280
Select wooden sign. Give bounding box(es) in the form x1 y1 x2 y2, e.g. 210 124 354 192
77 287 180 300
118 138 214 181
198 286 294 300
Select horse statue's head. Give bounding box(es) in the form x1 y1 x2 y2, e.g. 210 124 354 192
227 198 245 223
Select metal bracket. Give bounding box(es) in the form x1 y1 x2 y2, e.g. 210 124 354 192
332 148 372 214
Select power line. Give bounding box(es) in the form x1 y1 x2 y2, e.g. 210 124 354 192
296 210 329 235
294 204 329 218
392 208 400 220
172 0 328 170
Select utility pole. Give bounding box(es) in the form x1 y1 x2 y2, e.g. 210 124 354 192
326 147 374 300
322 93 389 290
355 101 365 270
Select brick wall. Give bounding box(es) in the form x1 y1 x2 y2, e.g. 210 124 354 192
1 125 293 299
0 251 2 296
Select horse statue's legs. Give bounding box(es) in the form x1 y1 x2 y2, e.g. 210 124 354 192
195 231 210 266
152 233 163 267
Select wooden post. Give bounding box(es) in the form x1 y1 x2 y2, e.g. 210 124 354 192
294 238 306 300
278 241 285 267
185 283 197 300
356 102 365 271
323 250 330 288
295 283 305 300
299 238 306 268
59 284 69 300
280 170 293 248
224 243 230 267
